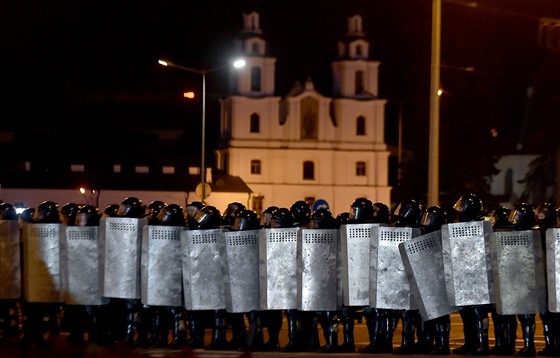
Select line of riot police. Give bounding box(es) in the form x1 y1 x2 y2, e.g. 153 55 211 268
1 194 560 357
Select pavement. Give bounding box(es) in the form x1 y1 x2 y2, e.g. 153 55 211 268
0 312 550 358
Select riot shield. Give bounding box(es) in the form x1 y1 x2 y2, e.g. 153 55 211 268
141 225 183 307
546 228 560 312
259 227 299 310
441 221 495 306
99 217 147 299
340 223 377 307
63 226 108 305
22 223 64 303
297 228 338 311
182 229 226 310
400 230 458 320
491 230 546 315
370 225 421 310
224 230 260 313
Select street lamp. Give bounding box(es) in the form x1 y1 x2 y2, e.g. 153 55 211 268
158 58 245 204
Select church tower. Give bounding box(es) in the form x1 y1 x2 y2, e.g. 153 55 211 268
217 13 391 215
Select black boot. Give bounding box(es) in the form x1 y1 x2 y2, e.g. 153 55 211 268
431 315 450 355
208 309 228 350
359 307 384 353
65 305 86 345
149 306 167 348
306 312 321 351
246 310 265 351
282 309 301 352
471 306 490 356
340 306 355 352
517 314 536 357
124 299 140 347
262 310 282 351
186 311 204 348
503 314 518 355
538 311 557 356
319 311 339 353
453 307 475 355
168 307 186 349
393 310 417 355
228 312 248 350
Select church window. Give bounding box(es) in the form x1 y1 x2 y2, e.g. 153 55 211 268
251 67 261 91
356 45 362 57
251 160 261 175
251 43 259 54
300 96 318 140
250 113 260 133
356 116 366 135
355 71 364 94
303 161 315 180
356 161 366 176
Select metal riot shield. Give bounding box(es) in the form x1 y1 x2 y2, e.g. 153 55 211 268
99 217 147 299
0 220 21 299
63 226 108 305
259 227 299 310
491 230 546 315
370 226 421 310
22 223 64 303
223 230 260 313
297 228 338 311
182 229 226 310
547 228 560 312
141 225 183 307
340 223 377 306
441 221 495 306
399 230 458 320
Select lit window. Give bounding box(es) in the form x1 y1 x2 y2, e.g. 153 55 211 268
136 166 149 174
162 166 175 174
356 116 366 135
355 71 364 94
303 161 314 180
70 164 85 172
113 164 121 173
251 160 261 174
250 113 260 133
356 161 366 176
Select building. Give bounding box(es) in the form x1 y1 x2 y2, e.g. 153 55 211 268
216 12 391 215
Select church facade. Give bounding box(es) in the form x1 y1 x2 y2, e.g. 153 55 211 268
216 12 391 215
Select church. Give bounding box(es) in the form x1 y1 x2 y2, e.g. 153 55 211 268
216 12 392 215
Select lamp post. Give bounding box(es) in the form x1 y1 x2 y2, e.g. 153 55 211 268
158 59 245 204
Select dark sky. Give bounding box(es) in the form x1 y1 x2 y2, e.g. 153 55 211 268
1 0 559 153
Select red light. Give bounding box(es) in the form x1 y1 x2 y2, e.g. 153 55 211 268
183 92 195 99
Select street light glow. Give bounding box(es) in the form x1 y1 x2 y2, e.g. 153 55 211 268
158 57 245 203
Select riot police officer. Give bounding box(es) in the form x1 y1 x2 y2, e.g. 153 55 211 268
510 203 539 356
450 193 490 356
0 202 20 341
392 199 424 355
488 207 517 356
535 203 560 356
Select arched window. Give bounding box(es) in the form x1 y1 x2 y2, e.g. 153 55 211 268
356 116 366 135
356 161 366 176
251 43 259 54
355 70 364 94
250 113 260 133
303 161 315 180
251 67 261 92
356 45 362 57
251 160 261 175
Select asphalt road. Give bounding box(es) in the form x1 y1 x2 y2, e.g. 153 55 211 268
0 312 549 357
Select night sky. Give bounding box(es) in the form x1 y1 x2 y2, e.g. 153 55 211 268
1 0 559 198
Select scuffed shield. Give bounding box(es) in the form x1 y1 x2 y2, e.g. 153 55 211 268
546 229 560 312
99 217 147 299
224 230 260 313
182 229 226 310
370 226 421 310
340 223 377 306
141 225 183 307
0 220 21 299
297 228 338 311
63 226 108 306
491 230 546 315
22 223 64 303
259 227 299 310
399 230 458 320
441 221 494 306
